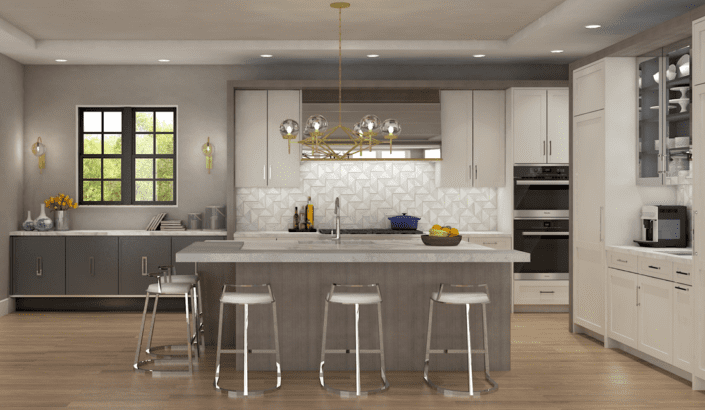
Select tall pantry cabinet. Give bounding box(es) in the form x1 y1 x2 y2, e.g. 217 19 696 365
572 58 641 336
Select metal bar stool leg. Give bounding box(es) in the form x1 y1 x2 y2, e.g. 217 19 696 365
133 292 151 370
354 303 361 396
319 299 330 388
214 301 225 390
145 294 159 355
184 293 193 374
465 303 473 396
376 301 390 392
423 298 434 383
243 304 249 396
272 301 282 389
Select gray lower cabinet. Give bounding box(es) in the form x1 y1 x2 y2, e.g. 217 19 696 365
171 236 226 275
119 237 171 295
13 237 66 295
66 237 119 295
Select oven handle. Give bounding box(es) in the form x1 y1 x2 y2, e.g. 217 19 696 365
521 232 570 236
515 180 569 186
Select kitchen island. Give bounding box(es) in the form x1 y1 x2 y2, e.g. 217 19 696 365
176 239 529 371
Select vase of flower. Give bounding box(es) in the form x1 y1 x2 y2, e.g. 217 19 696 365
44 193 78 231
22 211 35 231
34 205 53 231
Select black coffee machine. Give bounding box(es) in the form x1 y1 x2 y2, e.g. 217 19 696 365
634 205 688 248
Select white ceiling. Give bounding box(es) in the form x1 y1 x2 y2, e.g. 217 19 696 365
0 0 703 65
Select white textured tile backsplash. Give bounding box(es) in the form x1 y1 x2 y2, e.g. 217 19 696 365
236 162 498 232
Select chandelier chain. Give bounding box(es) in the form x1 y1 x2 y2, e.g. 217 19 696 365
338 6 342 125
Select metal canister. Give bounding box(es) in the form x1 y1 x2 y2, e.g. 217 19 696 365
187 213 202 230
204 206 226 230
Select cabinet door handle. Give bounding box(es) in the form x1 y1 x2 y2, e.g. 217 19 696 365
263 165 266 180
141 256 148 276
549 141 552 156
89 257 95 277
675 286 688 291
648 265 661 270
636 285 639 306
269 166 272 180
539 291 555 294
676 270 690 276
543 141 546 156
484 242 497 245
475 165 478 180
616 259 628 263
36 257 42 276
599 206 604 242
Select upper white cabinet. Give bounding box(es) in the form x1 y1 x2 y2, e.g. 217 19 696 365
693 17 705 86
440 90 505 188
573 62 605 116
235 90 301 188
509 88 568 164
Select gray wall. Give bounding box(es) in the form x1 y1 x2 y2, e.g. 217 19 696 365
22 63 568 231
0 53 24 300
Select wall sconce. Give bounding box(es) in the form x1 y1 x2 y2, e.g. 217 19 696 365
31 137 46 174
202 137 213 174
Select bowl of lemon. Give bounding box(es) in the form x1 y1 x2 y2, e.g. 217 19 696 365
421 225 462 246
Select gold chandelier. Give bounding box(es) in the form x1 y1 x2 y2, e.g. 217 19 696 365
279 2 401 159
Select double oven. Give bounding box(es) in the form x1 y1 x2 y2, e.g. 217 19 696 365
513 166 569 281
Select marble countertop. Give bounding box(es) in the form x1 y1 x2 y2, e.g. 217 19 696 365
10 230 228 236
176 239 529 263
231 230 511 240
606 245 693 262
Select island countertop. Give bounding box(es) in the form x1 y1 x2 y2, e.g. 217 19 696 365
175 239 529 263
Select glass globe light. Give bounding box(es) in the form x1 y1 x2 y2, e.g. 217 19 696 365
305 115 328 133
353 122 364 137
360 115 380 133
381 118 401 139
279 119 299 139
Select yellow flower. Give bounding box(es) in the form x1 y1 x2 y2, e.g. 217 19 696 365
73 203 78 209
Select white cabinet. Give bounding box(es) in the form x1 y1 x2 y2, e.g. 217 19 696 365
510 88 568 164
573 61 605 116
693 17 705 86
235 90 301 188
691 81 705 385
607 268 638 349
513 280 568 305
637 275 674 364
440 90 505 187
673 284 693 372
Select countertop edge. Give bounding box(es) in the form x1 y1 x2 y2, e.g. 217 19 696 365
605 245 692 262
10 230 228 236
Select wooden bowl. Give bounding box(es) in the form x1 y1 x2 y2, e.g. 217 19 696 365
421 235 462 246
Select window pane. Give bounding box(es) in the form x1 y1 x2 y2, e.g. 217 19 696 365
103 181 121 201
83 134 101 154
135 158 153 179
135 181 154 201
103 158 121 179
135 112 154 132
103 112 122 132
104 134 122 154
424 149 441 159
156 134 174 154
83 112 101 132
156 111 174 132
83 181 101 201
136 134 154 154
156 181 173 202
83 158 101 179
156 158 173 179
381 150 407 159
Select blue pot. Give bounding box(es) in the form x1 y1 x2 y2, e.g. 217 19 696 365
388 214 420 230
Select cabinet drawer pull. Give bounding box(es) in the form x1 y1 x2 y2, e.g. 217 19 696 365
676 270 690 276
36 257 42 276
539 291 555 294
675 286 688 291
647 265 661 270
89 257 95 277
616 259 628 263
141 256 148 276
483 242 497 245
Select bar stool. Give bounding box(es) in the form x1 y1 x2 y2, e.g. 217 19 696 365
423 283 498 397
319 283 389 398
214 284 281 398
157 265 205 353
133 267 200 375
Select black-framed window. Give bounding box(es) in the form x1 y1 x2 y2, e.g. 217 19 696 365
78 107 176 205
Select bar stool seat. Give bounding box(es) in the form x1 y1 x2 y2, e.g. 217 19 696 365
320 284 389 398
328 292 381 305
168 275 199 284
214 284 281 398
146 282 194 294
431 292 490 305
424 283 498 397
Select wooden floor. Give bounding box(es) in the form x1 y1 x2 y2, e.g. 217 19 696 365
1 312 704 409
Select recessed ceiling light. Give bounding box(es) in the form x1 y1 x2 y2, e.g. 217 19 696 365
158 59 170 62
473 54 486 58
551 50 564 54
585 24 601 29
55 59 67 62
260 54 273 58
367 54 379 58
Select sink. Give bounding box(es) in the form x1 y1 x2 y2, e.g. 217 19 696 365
653 250 692 256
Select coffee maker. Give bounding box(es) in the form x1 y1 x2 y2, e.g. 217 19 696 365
634 205 688 248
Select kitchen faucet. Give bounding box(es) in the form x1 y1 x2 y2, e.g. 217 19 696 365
332 197 341 240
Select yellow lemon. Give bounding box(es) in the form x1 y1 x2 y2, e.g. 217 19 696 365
431 224 442 230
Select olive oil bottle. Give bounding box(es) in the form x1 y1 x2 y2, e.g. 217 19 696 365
293 207 299 231
306 196 314 230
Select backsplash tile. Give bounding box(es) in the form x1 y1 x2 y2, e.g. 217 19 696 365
236 162 498 232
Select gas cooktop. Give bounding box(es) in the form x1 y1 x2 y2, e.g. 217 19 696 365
318 229 423 235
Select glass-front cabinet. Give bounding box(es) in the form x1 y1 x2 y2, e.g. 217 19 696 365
638 38 692 186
